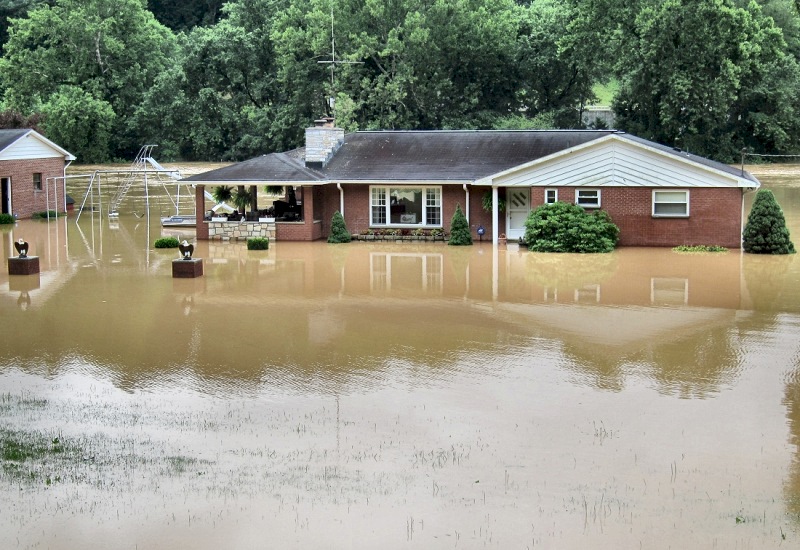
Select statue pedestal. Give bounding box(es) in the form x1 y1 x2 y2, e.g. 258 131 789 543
172 258 203 278
8 256 40 275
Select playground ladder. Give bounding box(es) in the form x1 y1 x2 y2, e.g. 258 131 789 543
108 145 157 215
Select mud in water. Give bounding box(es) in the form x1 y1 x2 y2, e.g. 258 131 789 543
1 165 800 548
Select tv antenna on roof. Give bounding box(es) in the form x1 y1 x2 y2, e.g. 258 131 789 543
317 3 362 116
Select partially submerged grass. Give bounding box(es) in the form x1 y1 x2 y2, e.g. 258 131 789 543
0 428 81 483
672 245 728 253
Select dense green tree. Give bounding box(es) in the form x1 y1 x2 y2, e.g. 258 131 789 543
327 211 351 243
742 189 796 254
448 204 473 246
572 0 800 161
40 85 116 161
0 0 51 47
147 0 223 31
0 0 177 161
523 202 619 253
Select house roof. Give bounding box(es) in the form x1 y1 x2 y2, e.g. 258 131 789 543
182 151 323 184
0 128 76 161
322 130 616 181
183 129 758 188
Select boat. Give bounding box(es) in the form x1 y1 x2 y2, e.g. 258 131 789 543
161 215 196 227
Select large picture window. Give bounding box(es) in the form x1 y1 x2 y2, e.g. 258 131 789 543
370 186 441 226
652 190 689 217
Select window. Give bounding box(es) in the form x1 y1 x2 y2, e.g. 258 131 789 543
545 189 558 204
652 190 689 217
33 173 42 191
370 186 441 226
575 189 600 208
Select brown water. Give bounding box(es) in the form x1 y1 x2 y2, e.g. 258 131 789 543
1 166 800 548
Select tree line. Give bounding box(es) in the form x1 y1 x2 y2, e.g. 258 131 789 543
0 0 798 164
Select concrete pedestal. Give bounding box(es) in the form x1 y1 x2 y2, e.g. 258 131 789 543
172 258 203 278
8 256 40 275
9 273 40 292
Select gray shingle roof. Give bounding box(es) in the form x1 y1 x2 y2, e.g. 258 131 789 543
322 130 616 181
0 129 31 152
182 152 323 183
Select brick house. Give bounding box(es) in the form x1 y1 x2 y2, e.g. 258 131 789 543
0 129 76 219
184 119 760 247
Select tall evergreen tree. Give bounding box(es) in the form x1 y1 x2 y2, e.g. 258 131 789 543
448 204 473 246
742 189 796 254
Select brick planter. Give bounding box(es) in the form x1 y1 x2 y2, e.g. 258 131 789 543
8 256 40 275
172 258 203 278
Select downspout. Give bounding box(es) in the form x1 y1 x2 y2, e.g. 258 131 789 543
63 160 72 212
462 183 470 223
337 183 344 217
492 186 499 246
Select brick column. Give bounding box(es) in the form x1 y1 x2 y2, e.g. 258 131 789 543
196 185 209 240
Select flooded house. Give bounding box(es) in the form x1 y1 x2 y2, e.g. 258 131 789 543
184 119 760 247
0 129 75 219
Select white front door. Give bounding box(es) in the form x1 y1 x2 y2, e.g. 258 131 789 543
505 188 530 240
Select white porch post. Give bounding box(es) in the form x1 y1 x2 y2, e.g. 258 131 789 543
491 186 499 246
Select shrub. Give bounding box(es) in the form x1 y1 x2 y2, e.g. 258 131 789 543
32 210 58 219
448 204 472 245
672 245 728 253
742 189 796 254
154 237 179 248
523 202 619 253
327 211 351 243
0 213 14 224
247 237 269 250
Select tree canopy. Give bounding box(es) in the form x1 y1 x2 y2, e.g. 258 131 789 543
1 0 799 162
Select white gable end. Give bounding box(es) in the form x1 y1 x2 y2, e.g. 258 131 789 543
0 132 73 161
491 136 752 189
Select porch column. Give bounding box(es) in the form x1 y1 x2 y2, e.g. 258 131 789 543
492 186 499 245
196 185 209 240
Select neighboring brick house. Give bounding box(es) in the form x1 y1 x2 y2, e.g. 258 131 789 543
184 119 760 247
0 129 76 219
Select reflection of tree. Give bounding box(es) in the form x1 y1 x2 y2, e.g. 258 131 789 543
642 324 740 399
742 254 796 312
524 251 618 290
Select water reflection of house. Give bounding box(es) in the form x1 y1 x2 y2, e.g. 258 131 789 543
184 118 760 247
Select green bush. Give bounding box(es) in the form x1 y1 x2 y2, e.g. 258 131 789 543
327 211 351 243
32 210 59 219
523 202 619 253
0 213 14 224
448 204 472 245
742 189 796 254
247 237 269 250
154 237 179 248
672 245 728 253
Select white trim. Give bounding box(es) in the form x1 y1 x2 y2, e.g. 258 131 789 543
652 189 690 217
575 188 601 208
545 189 558 203
368 184 442 227
474 134 757 189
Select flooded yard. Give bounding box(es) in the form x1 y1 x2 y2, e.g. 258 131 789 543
1 165 800 548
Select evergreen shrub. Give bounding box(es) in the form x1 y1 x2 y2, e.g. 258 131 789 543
32 210 58 219
154 237 179 248
327 211 351 243
523 202 619 253
448 204 472 245
742 189 795 254
0 213 14 224
247 237 269 250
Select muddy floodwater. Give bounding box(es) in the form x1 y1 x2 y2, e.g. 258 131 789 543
2 165 800 549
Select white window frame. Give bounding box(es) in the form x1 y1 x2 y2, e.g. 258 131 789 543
369 185 442 227
545 189 558 204
575 189 600 208
652 190 689 217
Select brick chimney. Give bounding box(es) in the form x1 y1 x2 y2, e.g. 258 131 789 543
305 117 344 169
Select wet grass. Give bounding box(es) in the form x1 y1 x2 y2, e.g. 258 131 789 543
0 428 81 484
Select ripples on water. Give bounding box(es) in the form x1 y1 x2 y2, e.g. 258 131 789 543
0 176 799 548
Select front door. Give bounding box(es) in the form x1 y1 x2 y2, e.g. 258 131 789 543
1 178 10 215
506 188 530 240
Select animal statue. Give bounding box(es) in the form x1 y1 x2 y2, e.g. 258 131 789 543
14 239 28 258
178 240 194 260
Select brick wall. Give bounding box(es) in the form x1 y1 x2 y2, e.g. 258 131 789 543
0 157 67 218
531 187 744 248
